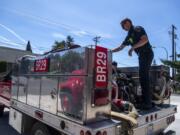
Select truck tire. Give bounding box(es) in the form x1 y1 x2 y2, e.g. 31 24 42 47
158 130 176 135
164 130 176 135
31 122 51 135
0 106 4 117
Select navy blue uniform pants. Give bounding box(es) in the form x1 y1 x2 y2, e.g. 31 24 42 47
138 49 154 106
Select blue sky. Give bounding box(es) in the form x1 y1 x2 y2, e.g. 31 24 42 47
0 0 179 67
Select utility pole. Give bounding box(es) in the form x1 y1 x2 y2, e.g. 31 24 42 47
174 42 177 76
169 25 177 79
93 36 101 46
175 42 177 61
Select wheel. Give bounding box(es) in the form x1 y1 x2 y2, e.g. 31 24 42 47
158 132 164 135
60 91 73 114
164 130 176 135
0 105 4 117
31 122 51 135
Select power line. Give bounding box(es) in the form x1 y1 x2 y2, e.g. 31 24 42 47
150 27 171 35
0 41 25 47
4 8 140 51
93 36 101 46
0 40 49 52
101 38 120 47
6 9 124 47
176 44 180 51
6 8 175 54
0 23 26 43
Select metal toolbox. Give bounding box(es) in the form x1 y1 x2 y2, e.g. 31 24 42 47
11 47 112 124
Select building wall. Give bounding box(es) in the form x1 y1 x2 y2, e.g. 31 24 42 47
0 46 34 63
0 46 38 77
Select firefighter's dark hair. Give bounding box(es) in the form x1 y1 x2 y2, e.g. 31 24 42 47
120 18 132 29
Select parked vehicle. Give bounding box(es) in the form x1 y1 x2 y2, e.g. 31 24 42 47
0 46 176 135
0 72 11 116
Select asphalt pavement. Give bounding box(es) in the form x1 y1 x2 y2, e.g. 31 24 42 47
0 109 19 135
0 95 180 135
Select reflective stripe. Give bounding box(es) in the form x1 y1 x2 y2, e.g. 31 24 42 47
128 38 134 44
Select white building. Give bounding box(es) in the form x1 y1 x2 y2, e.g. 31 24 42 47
0 46 37 77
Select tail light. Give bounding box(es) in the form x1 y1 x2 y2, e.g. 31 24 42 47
94 89 109 106
103 131 107 135
96 131 102 135
150 115 153 121
155 113 157 120
86 131 92 135
146 116 149 122
80 130 84 135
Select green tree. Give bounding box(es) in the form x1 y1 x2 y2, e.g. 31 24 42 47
26 40 32 53
52 40 66 50
52 35 74 50
66 35 74 48
161 59 180 81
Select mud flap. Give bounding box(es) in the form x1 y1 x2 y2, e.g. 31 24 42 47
147 123 153 135
9 108 22 134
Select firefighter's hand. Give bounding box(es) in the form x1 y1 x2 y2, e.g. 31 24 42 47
112 45 126 53
128 48 134 56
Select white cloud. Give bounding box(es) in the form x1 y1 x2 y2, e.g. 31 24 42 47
0 40 24 48
0 23 26 43
70 30 113 40
97 33 112 39
6 9 113 40
52 32 66 39
83 29 113 39
7 9 72 31
70 30 88 37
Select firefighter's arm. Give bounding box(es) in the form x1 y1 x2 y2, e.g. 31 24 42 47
112 44 126 53
132 35 148 49
112 34 130 53
128 35 148 56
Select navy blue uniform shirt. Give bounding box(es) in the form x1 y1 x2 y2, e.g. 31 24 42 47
122 26 152 54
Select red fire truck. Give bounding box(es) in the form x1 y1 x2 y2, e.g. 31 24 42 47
0 72 11 116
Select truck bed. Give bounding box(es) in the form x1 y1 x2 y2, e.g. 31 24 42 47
138 104 174 115
133 104 177 135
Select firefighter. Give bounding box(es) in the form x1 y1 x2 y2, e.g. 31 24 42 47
112 61 119 77
112 18 154 110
